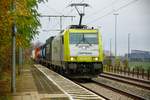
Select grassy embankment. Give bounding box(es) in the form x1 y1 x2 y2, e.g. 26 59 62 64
129 61 150 70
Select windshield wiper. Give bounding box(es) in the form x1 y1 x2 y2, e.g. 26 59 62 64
84 38 92 46
76 34 92 46
76 37 84 46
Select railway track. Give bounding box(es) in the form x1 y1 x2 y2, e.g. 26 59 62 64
100 72 150 90
92 79 146 100
92 76 150 100
71 71 150 100
74 79 145 100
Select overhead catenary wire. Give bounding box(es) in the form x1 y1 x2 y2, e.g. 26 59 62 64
65 7 75 16
40 15 75 33
80 0 84 3
40 0 87 32
39 0 77 33
38 3 63 27
87 0 139 25
86 0 120 18
59 0 85 23
62 0 86 16
61 0 76 15
49 0 87 28
68 0 75 4
44 4 63 15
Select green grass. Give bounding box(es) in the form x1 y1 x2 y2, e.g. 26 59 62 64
129 61 150 70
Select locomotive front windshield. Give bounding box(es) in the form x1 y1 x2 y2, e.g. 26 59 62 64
70 33 98 44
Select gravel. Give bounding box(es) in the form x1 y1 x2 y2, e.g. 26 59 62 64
93 77 150 100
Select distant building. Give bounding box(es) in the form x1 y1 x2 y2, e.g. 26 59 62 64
125 50 150 62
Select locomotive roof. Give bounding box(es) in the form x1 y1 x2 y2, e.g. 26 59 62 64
68 25 88 29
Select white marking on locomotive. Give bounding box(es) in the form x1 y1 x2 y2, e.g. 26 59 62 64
70 44 99 56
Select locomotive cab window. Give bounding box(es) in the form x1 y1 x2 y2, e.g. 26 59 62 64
70 33 98 44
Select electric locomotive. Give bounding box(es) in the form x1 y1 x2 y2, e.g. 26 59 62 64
35 3 104 79
40 25 103 78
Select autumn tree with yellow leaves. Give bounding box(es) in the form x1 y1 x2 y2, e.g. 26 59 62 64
0 0 46 74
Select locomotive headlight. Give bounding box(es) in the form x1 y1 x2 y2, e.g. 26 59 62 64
82 46 86 49
70 57 74 61
70 57 77 61
94 57 98 61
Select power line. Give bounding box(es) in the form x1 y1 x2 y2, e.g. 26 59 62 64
87 10 113 24
69 3 89 26
116 0 138 12
61 0 85 19
39 15 75 31
68 0 75 4
61 0 76 15
50 19 62 30
62 0 86 15
80 0 84 3
65 8 75 15
87 0 138 24
42 0 76 29
40 15 75 17
86 0 120 18
43 29 62 32
44 4 63 15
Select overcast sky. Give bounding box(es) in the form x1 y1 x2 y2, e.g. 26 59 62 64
34 0 150 56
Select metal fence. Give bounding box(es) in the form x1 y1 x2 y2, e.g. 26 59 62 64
104 65 150 80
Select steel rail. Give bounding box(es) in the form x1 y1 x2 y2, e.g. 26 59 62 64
100 72 150 90
92 79 145 100
72 80 109 100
